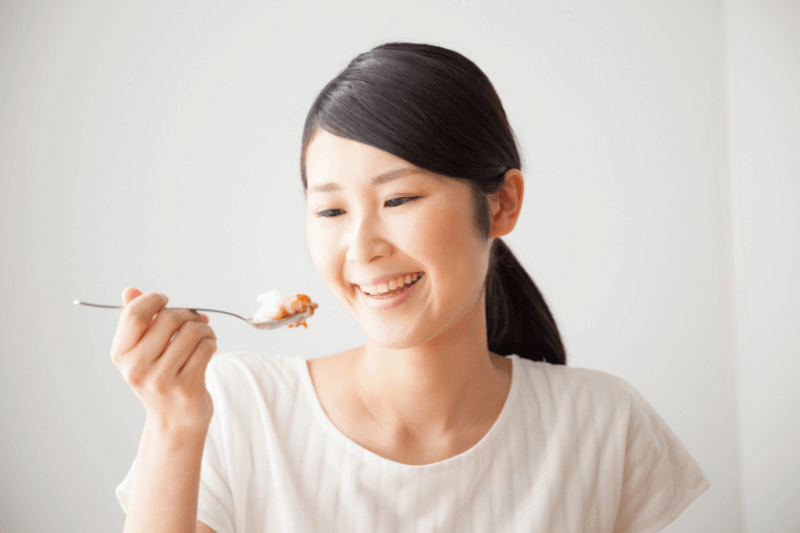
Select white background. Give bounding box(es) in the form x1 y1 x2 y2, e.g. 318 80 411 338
0 1 797 531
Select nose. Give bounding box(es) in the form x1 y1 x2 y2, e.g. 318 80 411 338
345 214 392 264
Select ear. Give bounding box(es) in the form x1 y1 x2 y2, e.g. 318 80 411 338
488 169 524 239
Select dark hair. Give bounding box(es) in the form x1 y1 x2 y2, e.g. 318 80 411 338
299 42 566 366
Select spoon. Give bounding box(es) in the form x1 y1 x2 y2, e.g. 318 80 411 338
73 300 317 330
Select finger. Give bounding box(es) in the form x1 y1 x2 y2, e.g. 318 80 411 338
178 336 217 383
154 320 216 377
137 308 208 365
112 292 169 357
122 287 155 328
112 287 140 358
121 286 142 306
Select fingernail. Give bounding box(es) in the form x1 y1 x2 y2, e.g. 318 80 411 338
160 293 168 302
131 289 142 299
200 313 209 322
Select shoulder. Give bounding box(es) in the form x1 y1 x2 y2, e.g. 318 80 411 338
205 351 304 397
514 359 690 455
515 357 638 409
513 358 679 461
207 350 299 374
203 352 309 442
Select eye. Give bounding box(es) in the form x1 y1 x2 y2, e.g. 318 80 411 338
315 196 420 218
385 196 420 208
316 208 344 218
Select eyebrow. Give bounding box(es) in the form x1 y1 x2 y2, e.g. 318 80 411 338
307 167 421 195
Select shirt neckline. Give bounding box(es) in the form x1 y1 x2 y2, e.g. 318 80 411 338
295 352 520 473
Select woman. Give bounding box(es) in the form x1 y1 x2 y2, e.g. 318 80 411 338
114 42 709 532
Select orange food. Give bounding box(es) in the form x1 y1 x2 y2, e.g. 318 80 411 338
272 294 319 329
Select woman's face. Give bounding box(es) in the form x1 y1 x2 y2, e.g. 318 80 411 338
305 129 493 349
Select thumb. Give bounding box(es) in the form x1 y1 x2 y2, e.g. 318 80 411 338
122 287 142 306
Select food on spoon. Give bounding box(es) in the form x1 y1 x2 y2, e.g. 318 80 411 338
253 290 318 329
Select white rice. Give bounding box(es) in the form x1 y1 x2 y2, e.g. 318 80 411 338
253 290 284 322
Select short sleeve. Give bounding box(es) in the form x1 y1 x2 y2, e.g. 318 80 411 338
114 356 237 533
613 383 711 533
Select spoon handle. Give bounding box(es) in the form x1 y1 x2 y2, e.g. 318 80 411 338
73 300 248 321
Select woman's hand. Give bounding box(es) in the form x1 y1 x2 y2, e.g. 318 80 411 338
111 287 218 437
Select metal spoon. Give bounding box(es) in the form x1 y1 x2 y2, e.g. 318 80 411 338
73 300 317 330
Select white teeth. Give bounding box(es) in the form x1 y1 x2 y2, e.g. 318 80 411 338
358 272 421 295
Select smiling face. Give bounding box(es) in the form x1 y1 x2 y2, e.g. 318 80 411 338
304 129 494 350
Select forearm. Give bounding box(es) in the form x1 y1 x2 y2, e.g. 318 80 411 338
122 417 209 533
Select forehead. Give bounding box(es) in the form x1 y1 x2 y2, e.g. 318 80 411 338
305 130 411 183
304 129 463 198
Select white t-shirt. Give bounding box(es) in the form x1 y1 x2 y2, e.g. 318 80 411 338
116 352 710 533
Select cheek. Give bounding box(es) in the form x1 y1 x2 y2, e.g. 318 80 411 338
306 226 331 272
413 205 473 255
420 206 485 293
307 225 349 294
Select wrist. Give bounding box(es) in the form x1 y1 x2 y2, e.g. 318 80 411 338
144 414 210 449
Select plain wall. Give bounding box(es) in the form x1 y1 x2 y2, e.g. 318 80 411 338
1 0 780 530
726 0 800 531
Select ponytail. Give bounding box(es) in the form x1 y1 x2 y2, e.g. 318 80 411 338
485 238 567 365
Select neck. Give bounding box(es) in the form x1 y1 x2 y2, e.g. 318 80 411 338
350 300 510 446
